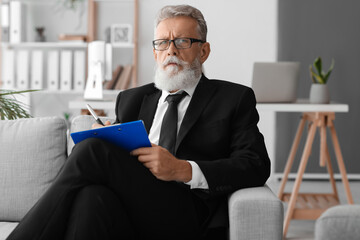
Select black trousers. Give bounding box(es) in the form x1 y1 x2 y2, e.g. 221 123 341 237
7 138 209 240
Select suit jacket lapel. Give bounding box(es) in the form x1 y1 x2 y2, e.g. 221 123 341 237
138 89 161 133
175 76 216 152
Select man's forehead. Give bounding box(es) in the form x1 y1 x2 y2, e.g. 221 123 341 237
155 16 198 38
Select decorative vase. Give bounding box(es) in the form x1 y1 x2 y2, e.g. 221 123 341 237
35 27 46 42
309 83 330 104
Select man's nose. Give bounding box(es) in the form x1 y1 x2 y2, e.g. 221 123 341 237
167 40 178 56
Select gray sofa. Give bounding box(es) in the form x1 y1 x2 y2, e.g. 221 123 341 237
315 204 360 240
0 115 283 240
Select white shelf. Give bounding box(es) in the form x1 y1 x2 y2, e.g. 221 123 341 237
6 0 53 3
94 0 135 2
30 89 120 94
1 42 135 49
1 42 88 48
112 43 135 48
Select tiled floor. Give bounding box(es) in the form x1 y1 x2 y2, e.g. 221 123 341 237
267 179 360 240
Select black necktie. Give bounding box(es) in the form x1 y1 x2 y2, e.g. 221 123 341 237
159 92 187 154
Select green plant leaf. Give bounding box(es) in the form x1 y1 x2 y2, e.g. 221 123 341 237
0 89 38 120
310 66 325 84
309 65 317 83
314 57 322 76
0 89 39 96
323 58 335 83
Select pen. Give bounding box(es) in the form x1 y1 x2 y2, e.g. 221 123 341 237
86 104 105 126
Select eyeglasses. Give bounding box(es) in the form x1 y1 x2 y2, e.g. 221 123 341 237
152 38 205 51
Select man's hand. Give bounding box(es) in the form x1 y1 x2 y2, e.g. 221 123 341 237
91 120 112 129
131 144 192 182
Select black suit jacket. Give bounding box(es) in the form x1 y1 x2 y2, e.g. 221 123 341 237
114 75 270 228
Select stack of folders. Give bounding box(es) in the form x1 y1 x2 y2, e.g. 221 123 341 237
48 50 86 91
0 1 87 91
1 49 86 91
103 64 133 90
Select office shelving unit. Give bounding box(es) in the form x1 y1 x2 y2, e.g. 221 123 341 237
0 0 139 90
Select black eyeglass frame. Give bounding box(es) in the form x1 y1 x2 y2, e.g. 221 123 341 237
152 38 206 51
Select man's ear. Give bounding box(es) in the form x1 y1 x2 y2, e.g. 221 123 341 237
200 42 211 64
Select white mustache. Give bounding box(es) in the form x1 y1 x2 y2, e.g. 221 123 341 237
162 56 187 67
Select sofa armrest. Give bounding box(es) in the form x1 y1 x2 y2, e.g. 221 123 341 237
228 184 283 240
68 115 115 155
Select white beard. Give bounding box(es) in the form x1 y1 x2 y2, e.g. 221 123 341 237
154 56 202 92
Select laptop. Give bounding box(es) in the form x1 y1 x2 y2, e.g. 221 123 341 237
251 62 300 103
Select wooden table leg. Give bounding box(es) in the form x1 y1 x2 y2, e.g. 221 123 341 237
283 119 318 237
278 116 307 199
320 114 327 167
325 145 339 201
329 120 354 204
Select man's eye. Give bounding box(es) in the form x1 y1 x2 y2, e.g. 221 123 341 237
158 40 168 46
176 39 187 44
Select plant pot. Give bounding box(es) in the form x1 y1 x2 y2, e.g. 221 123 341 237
309 83 330 104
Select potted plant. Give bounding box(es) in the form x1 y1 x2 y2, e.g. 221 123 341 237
309 57 334 103
0 90 38 120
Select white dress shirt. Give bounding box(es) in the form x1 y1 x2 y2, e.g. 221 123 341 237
148 80 209 189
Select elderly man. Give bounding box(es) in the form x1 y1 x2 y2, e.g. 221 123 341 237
8 5 270 240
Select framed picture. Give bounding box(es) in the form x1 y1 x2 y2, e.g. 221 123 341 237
110 24 132 45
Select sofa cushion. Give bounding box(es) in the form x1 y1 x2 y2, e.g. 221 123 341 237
0 117 67 221
315 204 360 240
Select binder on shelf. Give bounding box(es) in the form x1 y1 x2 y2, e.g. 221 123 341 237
1 49 15 89
9 1 26 43
47 51 59 90
31 51 44 89
16 50 29 89
1 3 10 42
60 50 73 91
73 50 85 91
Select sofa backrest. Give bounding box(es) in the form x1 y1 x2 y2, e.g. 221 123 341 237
0 117 67 221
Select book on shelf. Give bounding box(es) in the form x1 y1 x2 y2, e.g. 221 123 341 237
115 64 133 90
58 34 87 42
104 65 123 90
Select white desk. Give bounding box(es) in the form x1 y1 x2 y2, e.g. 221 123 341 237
256 99 348 112
69 100 116 110
257 99 353 237
69 99 116 119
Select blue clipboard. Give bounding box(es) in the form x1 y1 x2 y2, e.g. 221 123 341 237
70 120 151 152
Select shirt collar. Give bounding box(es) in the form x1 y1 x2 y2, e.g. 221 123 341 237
159 75 201 102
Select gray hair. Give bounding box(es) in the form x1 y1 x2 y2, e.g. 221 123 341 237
154 5 208 41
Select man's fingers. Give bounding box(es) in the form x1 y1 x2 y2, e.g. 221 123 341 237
91 123 104 129
131 146 153 156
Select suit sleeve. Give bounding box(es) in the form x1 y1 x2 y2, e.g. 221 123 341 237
195 88 270 197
